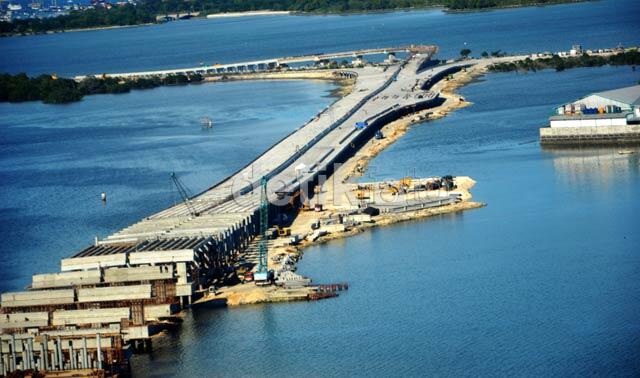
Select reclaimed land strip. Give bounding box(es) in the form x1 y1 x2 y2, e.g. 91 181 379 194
0 46 441 375
214 65 491 306
197 47 638 305
1 44 632 375
195 55 506 306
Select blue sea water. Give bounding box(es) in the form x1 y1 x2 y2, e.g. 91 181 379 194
0 80 338 290
127 65 640 378
0 0 639 376
0 0 639 76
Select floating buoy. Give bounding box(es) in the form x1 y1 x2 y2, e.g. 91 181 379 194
101 192 107 202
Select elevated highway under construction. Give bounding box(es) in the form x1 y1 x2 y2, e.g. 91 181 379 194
74 45 432 80
0 45 479 376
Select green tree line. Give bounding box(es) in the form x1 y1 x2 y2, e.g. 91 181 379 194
0 73 202 104
1 0 581 35
0 4 155 35
488 49 640 73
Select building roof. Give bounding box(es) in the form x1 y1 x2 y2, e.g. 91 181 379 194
593 85 640 106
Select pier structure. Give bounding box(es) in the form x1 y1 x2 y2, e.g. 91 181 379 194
1 45 481 375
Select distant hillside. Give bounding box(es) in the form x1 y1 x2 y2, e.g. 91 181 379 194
1 0 584 36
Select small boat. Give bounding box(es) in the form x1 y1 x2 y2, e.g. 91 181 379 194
201 116 213 129
618 150 636 155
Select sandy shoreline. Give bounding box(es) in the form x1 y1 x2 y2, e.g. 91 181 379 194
60 23 155 33
1 23 156 37
338 60 496 183
196 62 493 307
205 69 356 96
206 10 292 18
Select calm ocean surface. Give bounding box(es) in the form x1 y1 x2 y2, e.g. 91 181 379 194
0 80 339 290
1 0 639 76
1 0 639 376
128 66 640 378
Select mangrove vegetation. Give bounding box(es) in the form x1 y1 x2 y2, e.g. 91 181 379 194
0 73 202 104
488 49 640 73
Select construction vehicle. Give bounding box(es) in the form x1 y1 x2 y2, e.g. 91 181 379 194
425 178 442 190
399 177 413 189
276 225 291 237
442 175 456 190
288 234 302 245
355 190 369 200
267 227 278 239
236 264 249 281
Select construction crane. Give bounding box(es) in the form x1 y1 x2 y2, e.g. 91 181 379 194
170 172 199 217
254 176 269 283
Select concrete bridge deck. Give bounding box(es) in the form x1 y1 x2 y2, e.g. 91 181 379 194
279 45 436 64
36 47 480 276
4 47 623 375
70 48 474 260
145 57 471 222
88 54 474 266
1 46 489 375
75 45 436 80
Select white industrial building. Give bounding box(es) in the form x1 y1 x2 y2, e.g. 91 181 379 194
549 84 640 128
